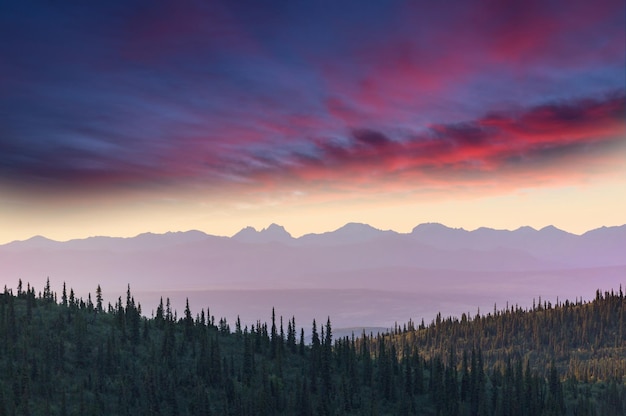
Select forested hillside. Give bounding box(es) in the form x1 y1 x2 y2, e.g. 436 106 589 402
381 289 626 382
0 281 624 415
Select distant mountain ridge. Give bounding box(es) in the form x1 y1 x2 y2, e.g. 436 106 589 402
3 230 222 252
4 223 625 269
2 222 624 278
6 222 623 247
2 221 624 330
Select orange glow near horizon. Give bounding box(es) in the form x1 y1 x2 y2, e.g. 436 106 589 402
1 168 625 244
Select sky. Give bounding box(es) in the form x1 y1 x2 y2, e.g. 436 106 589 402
1 0 625 243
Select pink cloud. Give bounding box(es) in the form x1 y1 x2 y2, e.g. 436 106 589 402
314 0 624 130
271 93 626 190
3 0 622 201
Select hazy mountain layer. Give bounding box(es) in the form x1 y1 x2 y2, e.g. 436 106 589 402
1 223 624 328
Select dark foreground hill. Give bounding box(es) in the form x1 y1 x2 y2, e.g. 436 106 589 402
0 282 624 415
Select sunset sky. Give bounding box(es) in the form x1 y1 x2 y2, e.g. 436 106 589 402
1 0 625 243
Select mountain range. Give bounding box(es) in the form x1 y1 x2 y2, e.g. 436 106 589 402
1 223 624 328
6 222 624 267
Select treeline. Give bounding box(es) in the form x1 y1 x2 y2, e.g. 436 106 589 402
0 279 624 415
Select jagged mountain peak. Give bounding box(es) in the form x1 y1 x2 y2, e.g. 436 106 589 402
232 226 258 237
233 223 293 243
263 223 290 233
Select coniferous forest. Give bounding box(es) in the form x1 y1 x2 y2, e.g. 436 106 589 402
0 280 624 416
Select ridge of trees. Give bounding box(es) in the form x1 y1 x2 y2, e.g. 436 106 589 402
0 279 624 415
378 288 626 383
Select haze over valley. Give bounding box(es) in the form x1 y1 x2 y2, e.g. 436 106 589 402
3 222 623 331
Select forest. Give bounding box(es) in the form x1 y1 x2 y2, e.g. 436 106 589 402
0 279 624 415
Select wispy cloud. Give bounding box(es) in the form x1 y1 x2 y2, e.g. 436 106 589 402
0 0 623 197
